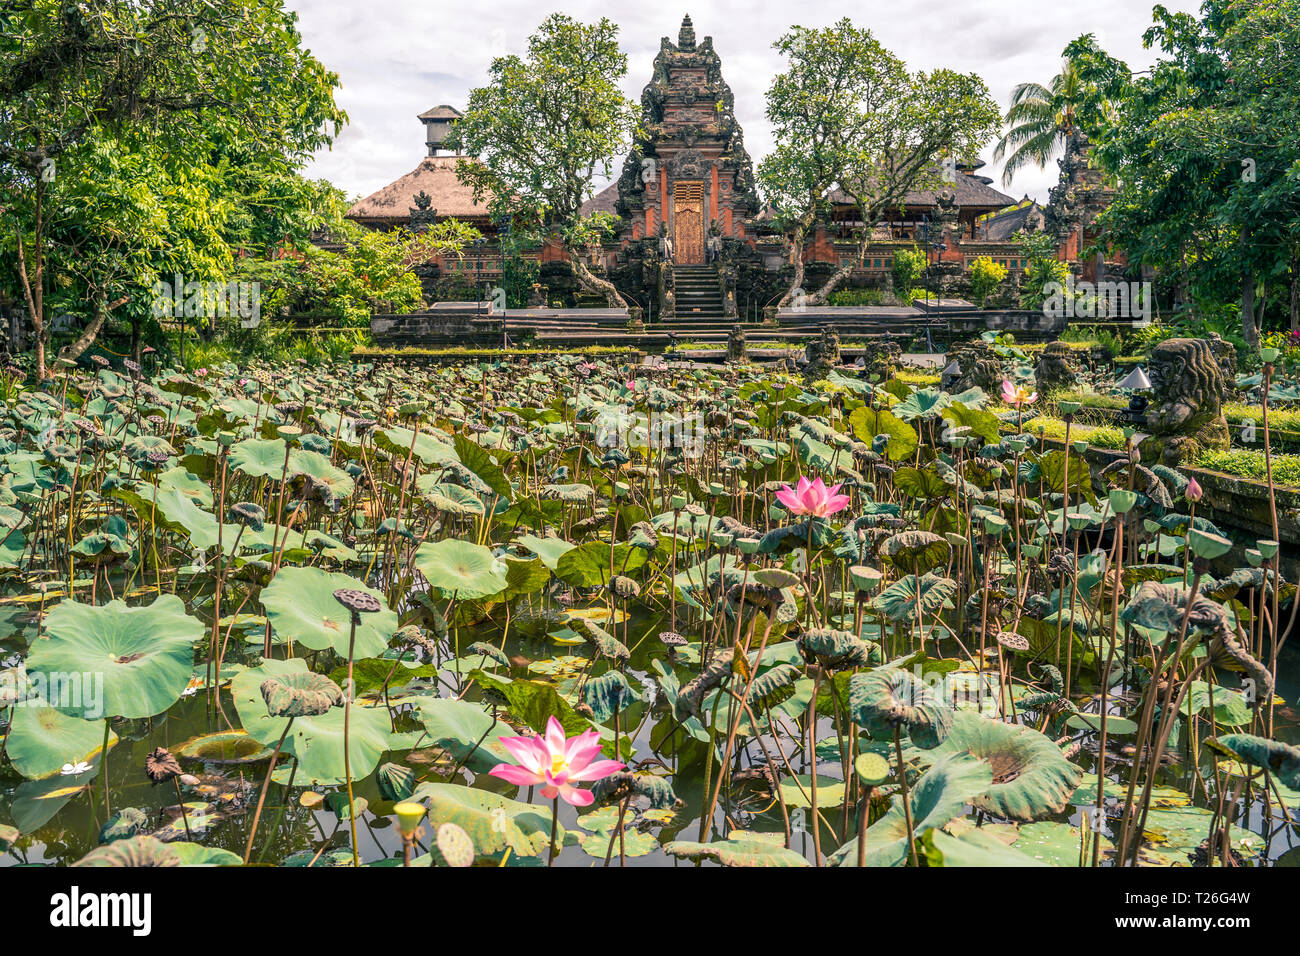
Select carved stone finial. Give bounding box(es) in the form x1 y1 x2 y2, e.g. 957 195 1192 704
678 15 696 50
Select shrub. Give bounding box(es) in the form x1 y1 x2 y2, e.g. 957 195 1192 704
892 247 926 296
969 256 1008 307
828 288 885 307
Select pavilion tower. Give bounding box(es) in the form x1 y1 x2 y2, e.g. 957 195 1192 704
614 15 760 262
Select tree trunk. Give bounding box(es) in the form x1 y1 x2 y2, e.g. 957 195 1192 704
1290 258 1298 333
58 295 127 363
778 222 811 308
1241 270 1259 348
807 257 854 306
567 249 625 308
13 178 47 379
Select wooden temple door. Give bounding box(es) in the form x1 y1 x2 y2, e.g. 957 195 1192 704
673 181 704 264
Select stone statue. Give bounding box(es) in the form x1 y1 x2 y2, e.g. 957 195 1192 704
946 341 1004 396
1142 338 1230 466
1034 341 1080 393
409 191 437 232
803 326 841 382
726 324 747 363
858 339 902 382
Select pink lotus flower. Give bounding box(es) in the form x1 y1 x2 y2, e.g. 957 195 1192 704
775 476 851 518
1001 379 1037 407
489 716 623 807
1185 476 1203 503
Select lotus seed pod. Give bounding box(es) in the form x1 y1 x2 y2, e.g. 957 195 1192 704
437 822 475 867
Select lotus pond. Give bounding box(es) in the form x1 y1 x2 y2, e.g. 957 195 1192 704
0 355 1297 868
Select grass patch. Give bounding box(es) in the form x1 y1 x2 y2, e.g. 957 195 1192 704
352 344 637 358
1016 415 1128 450
1194 448 1300 486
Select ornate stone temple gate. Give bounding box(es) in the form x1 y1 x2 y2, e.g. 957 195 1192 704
612 16 763 317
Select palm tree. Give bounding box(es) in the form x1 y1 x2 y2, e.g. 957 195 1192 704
993 60 1088 187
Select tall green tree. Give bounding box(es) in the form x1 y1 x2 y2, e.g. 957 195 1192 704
992 36 1126 187
1090 0 1300 345
759 20 1000 306
448 13 638 307
0 0 345 377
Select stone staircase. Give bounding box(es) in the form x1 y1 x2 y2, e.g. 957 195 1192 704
669 265 726 325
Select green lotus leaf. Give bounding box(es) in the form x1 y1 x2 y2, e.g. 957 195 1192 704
291 448 355 502
262 567 395 657
577 808 659 859
376 762 417 802
176 730 273 765
796 627 876 670
413 781 567 860
830 753 993 866
228 437 290 479
581 670 637 722
581 620 631 662
422 482 485 517
232 658 390 784
556 540 647 587
1206 734 1300 789
73 834 180 867
168 842 243 866
4 703 118 779
940 402 1001 446
922 710 1084 822
415 696 517 773
1119 580 1232 636
378 425 459 466
28 595 200 719
880 530 951 573
100 807 149 843
664 833 809 867
745 663 803 712
894 466 954 501
452 433 512 500
414 539 509 600
849 668 953 748
920 825 1050 866
892 387 951 422
512 533 576 571
260 670 345 718
872 573 957 623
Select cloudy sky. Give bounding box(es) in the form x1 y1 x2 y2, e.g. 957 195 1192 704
288 0 1200 206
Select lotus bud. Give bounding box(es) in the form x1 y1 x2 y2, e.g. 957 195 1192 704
1184 477 1203 503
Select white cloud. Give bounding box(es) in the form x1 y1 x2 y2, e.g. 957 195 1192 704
289 0 1201 205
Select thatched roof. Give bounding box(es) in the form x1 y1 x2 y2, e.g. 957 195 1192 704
347 156 490 224
978 200 1045 240
828 172 1015 211
418 104 462 121
579 182 620 218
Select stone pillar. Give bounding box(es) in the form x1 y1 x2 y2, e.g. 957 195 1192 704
710 164 719 223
